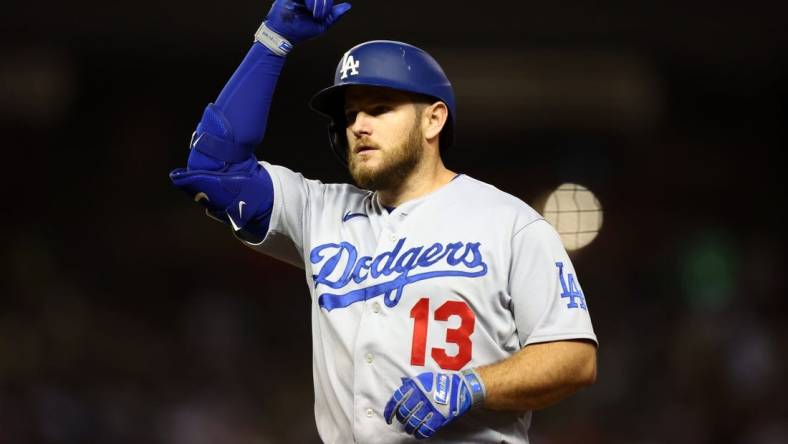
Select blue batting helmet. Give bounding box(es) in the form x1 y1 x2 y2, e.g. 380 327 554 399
309 40 456 163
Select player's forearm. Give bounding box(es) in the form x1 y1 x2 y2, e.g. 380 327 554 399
477 340 597 411
207 42 286 147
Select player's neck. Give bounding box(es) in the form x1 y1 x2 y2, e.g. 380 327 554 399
376 156 456 208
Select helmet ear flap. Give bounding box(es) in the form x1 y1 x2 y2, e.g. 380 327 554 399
327 120 349 165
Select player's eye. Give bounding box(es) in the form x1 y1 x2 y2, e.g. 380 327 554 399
344 110 358 123
344 105 391 124
370 105 391 116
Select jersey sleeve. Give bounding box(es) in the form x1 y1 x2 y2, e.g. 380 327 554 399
509 219 598 348
235 161 322 269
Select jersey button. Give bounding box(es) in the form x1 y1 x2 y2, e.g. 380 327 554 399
372 302 381 313
365 353 374 364
389 234 396 242
365 408 374 418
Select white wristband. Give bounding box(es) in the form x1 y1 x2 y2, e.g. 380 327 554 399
461 368 486 407
254 22 293 57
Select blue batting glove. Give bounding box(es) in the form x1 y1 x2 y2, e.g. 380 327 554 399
384 369 486 439
262 0 351 45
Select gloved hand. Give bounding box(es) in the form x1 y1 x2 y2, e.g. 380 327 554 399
384 369 486 439
263 0 351 45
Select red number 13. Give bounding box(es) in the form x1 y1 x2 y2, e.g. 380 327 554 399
409 298 476 371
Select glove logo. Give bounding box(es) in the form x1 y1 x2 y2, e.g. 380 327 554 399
339 51 360 79
238 200 247 219
434 373 450 405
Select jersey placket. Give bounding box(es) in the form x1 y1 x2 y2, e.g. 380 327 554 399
350 208 406 441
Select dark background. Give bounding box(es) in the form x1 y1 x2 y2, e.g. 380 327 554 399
1 1 786 443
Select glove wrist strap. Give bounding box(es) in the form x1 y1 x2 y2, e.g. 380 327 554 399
461 368 486 407
254 22 293 57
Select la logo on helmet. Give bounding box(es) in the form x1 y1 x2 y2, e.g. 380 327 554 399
340 51 360 79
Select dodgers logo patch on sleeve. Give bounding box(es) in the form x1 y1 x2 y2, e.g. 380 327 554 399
556 261 587 310
434 373 450 405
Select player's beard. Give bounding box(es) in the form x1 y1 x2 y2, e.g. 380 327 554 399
347 123 423 191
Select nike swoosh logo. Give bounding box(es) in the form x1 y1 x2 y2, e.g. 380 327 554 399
342 211 368 222
228 214 241 232
239 201 247 219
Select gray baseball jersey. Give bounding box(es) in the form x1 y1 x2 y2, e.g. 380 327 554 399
240 162 597 443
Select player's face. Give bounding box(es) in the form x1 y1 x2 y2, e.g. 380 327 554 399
344 86 425 191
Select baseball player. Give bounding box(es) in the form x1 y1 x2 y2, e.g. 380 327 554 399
170 1 598 442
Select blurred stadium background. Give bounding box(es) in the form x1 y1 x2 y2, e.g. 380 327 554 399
1 1 786 442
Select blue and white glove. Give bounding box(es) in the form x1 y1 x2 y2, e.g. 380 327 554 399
256 0 352 56
384 369 486 439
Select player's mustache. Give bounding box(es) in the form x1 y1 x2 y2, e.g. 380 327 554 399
349 138 381 153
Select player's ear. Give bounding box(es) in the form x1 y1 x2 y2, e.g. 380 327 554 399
422 101 448 142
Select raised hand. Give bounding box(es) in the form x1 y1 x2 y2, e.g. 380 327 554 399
264 0 352 44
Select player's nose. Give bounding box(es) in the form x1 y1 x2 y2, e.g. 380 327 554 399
350 111 373 137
